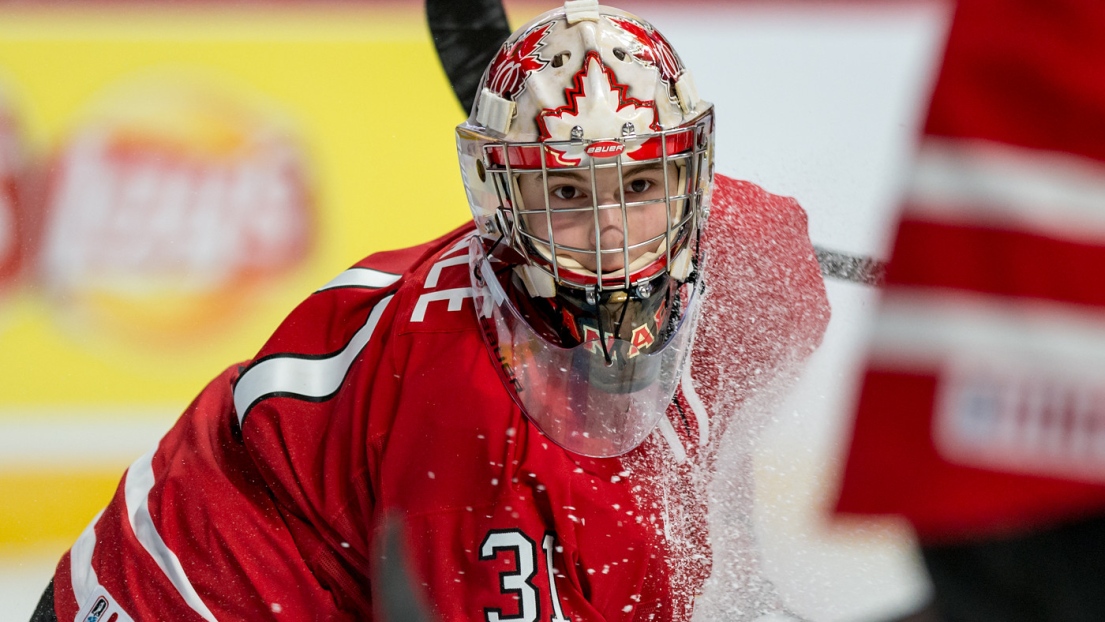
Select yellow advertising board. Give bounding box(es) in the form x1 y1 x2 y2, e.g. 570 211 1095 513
0 2 476 549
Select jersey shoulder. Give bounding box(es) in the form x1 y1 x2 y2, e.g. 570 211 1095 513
707 174 811 242
703 173 828 325
233 219 479 438
690 175 830 432
238 221 477 400
227 222 479 564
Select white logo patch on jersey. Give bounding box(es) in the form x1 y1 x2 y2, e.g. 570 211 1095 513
78 585 134 622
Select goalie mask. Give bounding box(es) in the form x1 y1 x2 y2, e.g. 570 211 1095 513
458 0 715 457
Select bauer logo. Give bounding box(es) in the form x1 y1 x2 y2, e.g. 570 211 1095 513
35 76 314 345
585 141 624 158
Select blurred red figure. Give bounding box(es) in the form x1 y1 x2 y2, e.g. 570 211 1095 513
836 0 1105 619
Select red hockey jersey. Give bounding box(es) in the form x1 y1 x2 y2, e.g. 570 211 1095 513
835 0 1105 542
51 175 828 621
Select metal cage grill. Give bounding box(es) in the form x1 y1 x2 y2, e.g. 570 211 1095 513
481 116 713 293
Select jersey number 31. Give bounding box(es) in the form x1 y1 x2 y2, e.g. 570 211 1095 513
480 529 569 622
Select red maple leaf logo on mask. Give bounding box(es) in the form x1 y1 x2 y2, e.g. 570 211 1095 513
607 17 684 86
537 51 660 167
486 22 553 99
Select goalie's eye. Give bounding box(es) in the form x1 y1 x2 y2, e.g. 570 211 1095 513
627 178 653 194
551 185 584 201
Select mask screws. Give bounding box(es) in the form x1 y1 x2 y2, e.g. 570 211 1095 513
571 125 584 141
621 122 636 137
636 280 652 298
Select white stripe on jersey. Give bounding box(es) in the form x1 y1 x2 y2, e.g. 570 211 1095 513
233 294 395 425
907 138 1105 242
681 363 710 447
657 417 687 464
71 511 137 622
316 267 401 292
870 290 1105 371
125 448 219 622
70 509 104 607
424 254 469 288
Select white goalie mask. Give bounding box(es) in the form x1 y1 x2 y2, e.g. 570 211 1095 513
457 0 715 457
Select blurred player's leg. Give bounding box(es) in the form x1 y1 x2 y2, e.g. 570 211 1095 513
921 514 1105 622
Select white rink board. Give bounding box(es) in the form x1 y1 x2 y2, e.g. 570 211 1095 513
0 3 950 620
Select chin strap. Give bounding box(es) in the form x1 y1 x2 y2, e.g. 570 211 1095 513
514 263 558 298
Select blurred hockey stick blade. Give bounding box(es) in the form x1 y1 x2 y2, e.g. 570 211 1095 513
814 245 886 286
425 0 888 288
426 0 512 116
375 515 438 622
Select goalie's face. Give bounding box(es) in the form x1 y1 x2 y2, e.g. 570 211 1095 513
457 4 716 457
515 162 679 275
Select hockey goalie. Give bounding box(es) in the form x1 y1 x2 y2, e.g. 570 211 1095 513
36 2 829 621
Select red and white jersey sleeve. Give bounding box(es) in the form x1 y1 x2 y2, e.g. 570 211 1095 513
50 177 828 622
52 363 357 622
835 0 1105 542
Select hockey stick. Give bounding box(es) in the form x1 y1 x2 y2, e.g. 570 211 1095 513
424 0 887 286
814 246 885 286
426 0 512 117
375 515 437 622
